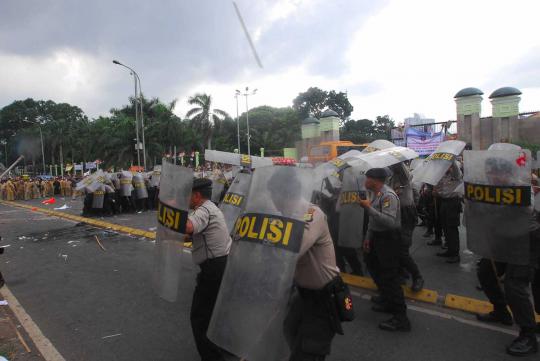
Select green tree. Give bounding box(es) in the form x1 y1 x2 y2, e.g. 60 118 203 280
292 87 353 121
373 115 395 140
340 118 377 144
237 106 300 156
186 94 229 150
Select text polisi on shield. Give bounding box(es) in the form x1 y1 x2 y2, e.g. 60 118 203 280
464 182 531 207
157 201 189 233
222 192 244 207
233 213 304 252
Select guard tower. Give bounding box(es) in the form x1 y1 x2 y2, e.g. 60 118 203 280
454 87 483 149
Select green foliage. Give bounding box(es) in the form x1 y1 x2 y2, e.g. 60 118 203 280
292 87 353 121
0 91 394 170
186 93 228 150
514 141 540 157
237 106 300 156
340 115 395 143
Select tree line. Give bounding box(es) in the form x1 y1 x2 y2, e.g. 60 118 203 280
0 87 394 171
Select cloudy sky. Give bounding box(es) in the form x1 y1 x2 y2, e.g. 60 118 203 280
1 0 539 125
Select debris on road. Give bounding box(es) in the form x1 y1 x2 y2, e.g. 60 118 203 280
94 236 106 252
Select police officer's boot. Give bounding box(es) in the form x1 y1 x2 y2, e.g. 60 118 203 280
411 277 424 293
379 315 411 332
476 308 513 326
506 333 538 356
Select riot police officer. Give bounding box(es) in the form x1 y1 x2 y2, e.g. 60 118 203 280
472 157 538 356
279 170 344 360
361 168 411 332
433 161 463 263
185 178 231 361
389 163 424 292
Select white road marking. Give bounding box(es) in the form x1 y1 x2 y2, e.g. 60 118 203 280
1 285 66 361
102 333 122 339
351 290 518 336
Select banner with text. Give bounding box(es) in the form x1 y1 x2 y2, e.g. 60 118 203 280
406 128 444 156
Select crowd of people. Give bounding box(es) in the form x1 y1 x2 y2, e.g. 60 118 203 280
0 176 78 201
2 140 539 360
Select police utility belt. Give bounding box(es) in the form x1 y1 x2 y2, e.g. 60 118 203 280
297 276 355 335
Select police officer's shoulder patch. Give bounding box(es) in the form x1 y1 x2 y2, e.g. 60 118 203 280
304 207 315 222
383 196 391 208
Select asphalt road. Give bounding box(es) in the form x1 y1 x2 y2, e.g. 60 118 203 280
0 202 525 361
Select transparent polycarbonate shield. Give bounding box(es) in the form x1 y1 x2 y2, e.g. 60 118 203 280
348 146 418 170
91 184 105 209
75 174 95 192
208 166 314 361
219 172 252 234
412 140 466 186
133 173 148 199
338 166 367 247
488 143 522 151
388 162 414 207
84 170 106 193
204 149 273 168
211 174 227 204
464 150 532 265
120 171 134 197
152 162 193 302
362 139 395 153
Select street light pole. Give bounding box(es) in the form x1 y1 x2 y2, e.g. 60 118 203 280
113 60 142 169
38 126 45 174
240 87 257 156
134 72 147 170
235 90 241 153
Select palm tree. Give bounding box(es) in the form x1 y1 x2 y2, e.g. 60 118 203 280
186 93 229 150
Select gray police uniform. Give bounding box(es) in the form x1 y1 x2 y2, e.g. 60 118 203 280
285 204 343 360
365 185 408 318
189 200 232 265
434 162 462 257
389 164 422 281
477 190 539 335
189 199 231 361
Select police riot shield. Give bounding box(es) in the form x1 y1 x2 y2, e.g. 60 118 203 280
488 143 522 151
133 173 148 199
85 170 106 193
152 162 193 302
348 146 418 170
120 171 133 197
92 184 105 209
362 139 395 153
338 166 367 247
464 149 532 265
150 166 161 187
389 162 415 207
211 174 227 204
412 140 466 186
219 171 252 234
76 174 95 192
204 149 273 168
208 165 314 361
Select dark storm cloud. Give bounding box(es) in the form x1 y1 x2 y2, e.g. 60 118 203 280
0 0 386 116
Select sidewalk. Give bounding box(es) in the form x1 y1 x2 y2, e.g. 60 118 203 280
0 291 44 361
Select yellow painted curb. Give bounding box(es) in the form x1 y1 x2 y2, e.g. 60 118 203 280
444 294 493 314
4 200 538 319
342 273 439 304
